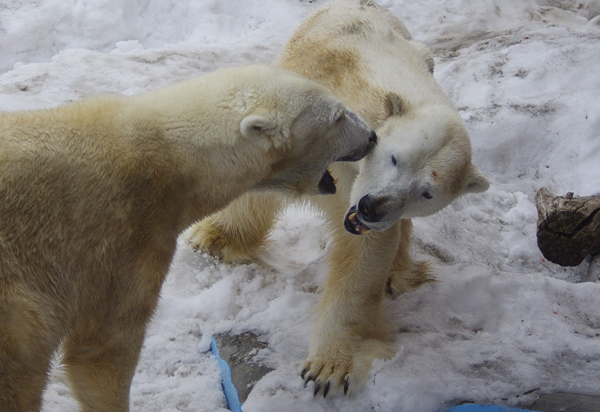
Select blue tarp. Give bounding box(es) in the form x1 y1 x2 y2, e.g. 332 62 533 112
210 337 243 412
447 405 533 412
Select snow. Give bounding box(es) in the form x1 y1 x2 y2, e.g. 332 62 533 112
2 0 600 411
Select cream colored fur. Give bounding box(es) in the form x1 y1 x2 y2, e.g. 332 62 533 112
186 0 489 397
0 64 376 412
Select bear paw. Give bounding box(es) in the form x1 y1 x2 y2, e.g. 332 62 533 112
184 216 258 263
299 338 396 397
386 260 435 298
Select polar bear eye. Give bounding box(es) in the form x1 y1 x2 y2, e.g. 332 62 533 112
391 155 397 166
422 191 433 199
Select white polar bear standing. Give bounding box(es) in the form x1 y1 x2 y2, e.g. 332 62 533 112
186 0 490 397
0 64 376 412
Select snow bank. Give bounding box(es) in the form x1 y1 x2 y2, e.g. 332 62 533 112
1 0 599 411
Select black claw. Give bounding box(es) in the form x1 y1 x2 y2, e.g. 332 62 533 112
304 374 314 388
313 381 322 397
323 381 331 398
344 377 350 395
300 368 308 380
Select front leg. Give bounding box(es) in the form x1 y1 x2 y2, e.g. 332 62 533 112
301 222 401 397
185 192 285 263
386 219 435 298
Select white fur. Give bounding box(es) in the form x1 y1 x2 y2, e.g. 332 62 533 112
186 0 490 398
0 64 375 411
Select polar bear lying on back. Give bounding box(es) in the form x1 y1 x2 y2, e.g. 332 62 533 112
186 0 490 397
0 64 376 411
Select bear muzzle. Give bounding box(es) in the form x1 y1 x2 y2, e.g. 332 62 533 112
344 194 391 235
319 130 377 195
337 130 378 162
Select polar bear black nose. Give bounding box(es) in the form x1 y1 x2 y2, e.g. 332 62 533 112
357 194 388 223
358 195 376 222
369 131 377 146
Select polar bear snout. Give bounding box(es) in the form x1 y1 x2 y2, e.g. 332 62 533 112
337 130 377 162
332 108 377 163
343 194 394 235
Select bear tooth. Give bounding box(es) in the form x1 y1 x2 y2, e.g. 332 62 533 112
359 226 371 235
348 212 357 223
333 177 339 185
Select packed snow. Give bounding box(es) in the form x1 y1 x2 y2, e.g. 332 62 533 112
1 0 600 411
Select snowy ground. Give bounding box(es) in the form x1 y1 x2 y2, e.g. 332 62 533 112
2 0 600 411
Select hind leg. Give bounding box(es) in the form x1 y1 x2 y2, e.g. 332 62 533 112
62 314 149 412
386 219 435 298
185 192 285 263
0 293 62 412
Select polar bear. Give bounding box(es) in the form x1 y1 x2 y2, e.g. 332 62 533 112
0 64 376 412
186 0 489 397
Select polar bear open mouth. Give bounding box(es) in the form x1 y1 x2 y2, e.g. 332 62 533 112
318 169 339 195
343 205 371 235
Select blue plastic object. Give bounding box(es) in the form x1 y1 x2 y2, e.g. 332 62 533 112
447 405 534 412
210 337 243 412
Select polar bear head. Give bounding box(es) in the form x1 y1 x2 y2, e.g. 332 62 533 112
156 65 376 198
225 65 377 196
344 101 489 233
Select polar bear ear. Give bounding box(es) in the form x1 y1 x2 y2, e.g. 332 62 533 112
384 93 404 117
240 111 288 149
240 112 277 137
462 165 490 194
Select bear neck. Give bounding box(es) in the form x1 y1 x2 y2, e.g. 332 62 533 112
75 93 270 237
